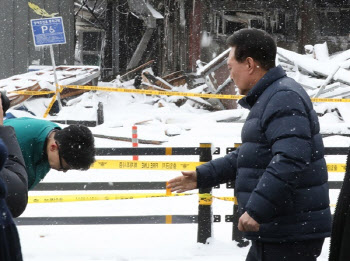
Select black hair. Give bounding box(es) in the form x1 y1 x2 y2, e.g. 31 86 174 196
226 28 276 70
54 125 95 170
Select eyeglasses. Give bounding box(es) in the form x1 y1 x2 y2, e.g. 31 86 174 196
56 142 70 171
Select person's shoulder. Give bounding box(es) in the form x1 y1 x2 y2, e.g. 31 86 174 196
3 117 32 127
4 117 61 130
4 117 36 123
273 75 299 89
271 76 307 97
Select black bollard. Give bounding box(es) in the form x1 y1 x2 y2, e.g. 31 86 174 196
197 143 212 244
329 147 350 261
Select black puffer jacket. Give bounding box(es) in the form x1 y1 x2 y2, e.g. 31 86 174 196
0 135 23 260
197 65 331 242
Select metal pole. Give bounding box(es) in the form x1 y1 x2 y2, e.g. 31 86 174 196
132 126 139 161
112 0 119 75
49 45 62 110
197 143 212 244
97 102 104 125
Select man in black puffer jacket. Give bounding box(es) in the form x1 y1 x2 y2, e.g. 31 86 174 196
167 28 331 261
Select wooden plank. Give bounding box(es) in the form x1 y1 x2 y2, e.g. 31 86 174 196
168 75 187 86
119 60 154 81
142 72 172 90
8 84 42 107
162 71 184 81
60 89 88 99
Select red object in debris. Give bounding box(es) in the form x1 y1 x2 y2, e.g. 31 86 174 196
132 125 138 161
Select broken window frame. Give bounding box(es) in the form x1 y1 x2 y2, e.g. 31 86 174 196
318 8 350 36
212 9 295 41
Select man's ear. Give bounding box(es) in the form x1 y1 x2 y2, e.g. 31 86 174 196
246 57 256 73
49 142 58 152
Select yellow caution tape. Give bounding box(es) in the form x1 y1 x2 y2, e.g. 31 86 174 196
43 93 57 118
10 84 350 103
28 192 194 204
63 85 243 100
91 160 203 171
28 2 58 17
199 193 213 205
92 160 345 173
213 196 238 205
10 90 55 95
199 194 237 205
311 98 350 103
28 192 238 204
61 85 350 102
327 164 347 173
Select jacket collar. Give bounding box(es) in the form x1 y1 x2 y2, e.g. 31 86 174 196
238 65 286 109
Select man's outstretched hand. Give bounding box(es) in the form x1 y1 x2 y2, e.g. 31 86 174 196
167 171 197 193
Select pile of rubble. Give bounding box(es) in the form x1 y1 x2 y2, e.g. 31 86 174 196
277 43 350 134
277 42 350 99
0 42 349 133
112 48 238 112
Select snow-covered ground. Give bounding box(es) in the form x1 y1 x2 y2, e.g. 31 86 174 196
9 83 349 261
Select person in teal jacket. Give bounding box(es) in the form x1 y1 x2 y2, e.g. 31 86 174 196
1 117 95 217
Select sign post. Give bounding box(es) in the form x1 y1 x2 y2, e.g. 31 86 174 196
30 17 66 111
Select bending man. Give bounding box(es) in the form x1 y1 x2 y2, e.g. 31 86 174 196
1 115 95 217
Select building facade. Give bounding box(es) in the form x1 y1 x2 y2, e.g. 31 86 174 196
0 0 75 79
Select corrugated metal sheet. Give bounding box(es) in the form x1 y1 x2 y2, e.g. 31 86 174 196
0 0 75 79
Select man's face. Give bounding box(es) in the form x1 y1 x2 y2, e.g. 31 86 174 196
227 47 251 95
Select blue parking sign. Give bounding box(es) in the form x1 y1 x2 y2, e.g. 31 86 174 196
31 17 66 46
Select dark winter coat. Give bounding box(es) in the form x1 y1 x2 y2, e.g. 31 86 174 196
197 65 332 242
0 137 23 260
329 148 350 261
0 125 28 218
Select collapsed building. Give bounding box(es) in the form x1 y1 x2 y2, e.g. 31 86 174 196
1 0 349 113
74 0 350 110
1 0 349 80
75 0 350 76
